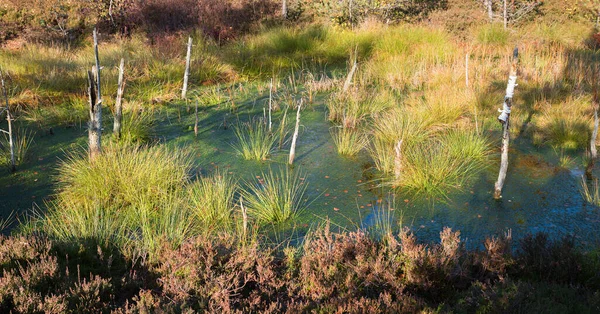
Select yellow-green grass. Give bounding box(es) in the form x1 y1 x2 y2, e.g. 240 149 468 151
241 167 308 224
187 171 238 227
233 118 278 161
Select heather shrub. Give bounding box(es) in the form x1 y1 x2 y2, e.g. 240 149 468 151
157 234 285 312
516 233 586 285
400 227 469 300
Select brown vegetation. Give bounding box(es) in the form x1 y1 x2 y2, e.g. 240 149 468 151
1 226 598 312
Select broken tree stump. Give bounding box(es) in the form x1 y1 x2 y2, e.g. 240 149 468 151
494 47 519 199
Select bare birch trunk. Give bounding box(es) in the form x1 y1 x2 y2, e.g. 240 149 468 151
494 48 519 199
586 79 599 179
240 196 248 237
0 70 15 172
88 71 101 160
592 103 598 160
282 0 287 19
268 78 273 132
393 140 403 180
181 36 192 99
93 29 102 105
113 58 125 138
289 100 302 165
343 56 357 92
89 29 103 160
487 0 493 21
194 100 199 137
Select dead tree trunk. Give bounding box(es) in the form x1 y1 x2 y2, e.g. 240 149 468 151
240 196 248 237
88 29 102 159
393 140 403 180
486 0 493 21
113 58 125 139
342 55 357 93
181 36 192 99
592 98 599 160
587 75 599 179
0 70 15 172
93 29 102 106
282 0 288 19
88 71 101 160
268 78 273 132
494 47 519 199
194 100 199 137
288 99 302 165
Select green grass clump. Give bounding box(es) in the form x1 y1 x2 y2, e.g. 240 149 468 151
116 108 155 144
476 24 509 45
331 126 367 157
580 176 600 206
370 109 430 174
187 172 237 227
233 118 278 161
397 130 490 200
241 167 308 224
36 144 194 259
1 127 35 167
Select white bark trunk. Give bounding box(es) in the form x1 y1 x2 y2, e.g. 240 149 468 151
194 100 199 137
394 140 403 180
88 70 101 160
289 100 302 165
343 57 357 93
268 78 273 132
182 36 192 99
494 48 519 199
282 0 287 19
113 58 125 138
0 70 15 172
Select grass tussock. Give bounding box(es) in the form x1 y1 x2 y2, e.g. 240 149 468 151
233 118 277 161
331 126 368 157
0 127 35 167
36 144 193 258
241 167 308 224
580 176 600 206
187 172 237 227
398 130 490 199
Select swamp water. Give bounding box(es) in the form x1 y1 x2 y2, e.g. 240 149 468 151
1 95 599 250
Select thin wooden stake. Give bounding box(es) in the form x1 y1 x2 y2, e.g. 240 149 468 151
342 53 358 92
289 99 302 165
240 196 248 237
194 100 199 137
587 69 599 179
113 58 125 139
278 106 288 149
393 140 403 180
494 47 519 199
93 29 102 105
181 36 192 99
268 78 273 132
0 70 15 172
282 0 288 19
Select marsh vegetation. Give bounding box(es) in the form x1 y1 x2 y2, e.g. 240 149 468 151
1 0 600 311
